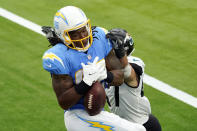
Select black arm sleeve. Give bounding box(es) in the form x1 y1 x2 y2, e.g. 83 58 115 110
130 63 144 96
131 63 143 77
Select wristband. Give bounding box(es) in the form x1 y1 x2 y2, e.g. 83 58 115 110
74 80 91 95
105 71 114 83
124 64 132 78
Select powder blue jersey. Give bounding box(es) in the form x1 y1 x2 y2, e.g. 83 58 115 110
42 27 112 110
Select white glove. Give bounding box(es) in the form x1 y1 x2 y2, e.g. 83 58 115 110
81 57 100 86
94 59 107 82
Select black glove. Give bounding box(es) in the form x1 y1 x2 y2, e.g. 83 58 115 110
106 28 127 59
41 26 63 46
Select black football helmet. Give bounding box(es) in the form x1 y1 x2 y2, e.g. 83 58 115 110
106 28 135 56
124 33 134 56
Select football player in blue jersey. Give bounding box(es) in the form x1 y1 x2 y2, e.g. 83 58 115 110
42 6 145 131
106 29 162 131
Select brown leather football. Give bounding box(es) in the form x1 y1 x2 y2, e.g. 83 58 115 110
84 81 106 116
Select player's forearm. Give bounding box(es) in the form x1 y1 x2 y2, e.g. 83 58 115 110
108 70 124 86
119 55 129 68
57 87 82 110
118 56 138 87
52 74 84 110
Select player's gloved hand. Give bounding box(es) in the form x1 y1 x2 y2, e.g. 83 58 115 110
88 59 107 82
41 26 63 46
106 28 127 59
81 57 100 86
97 60 107 81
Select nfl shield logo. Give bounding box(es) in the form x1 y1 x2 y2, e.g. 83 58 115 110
87 54 92 60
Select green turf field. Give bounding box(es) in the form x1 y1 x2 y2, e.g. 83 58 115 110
1 0 197 130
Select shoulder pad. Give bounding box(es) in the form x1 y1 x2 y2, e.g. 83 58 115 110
97 27 109 34
127 56 145 69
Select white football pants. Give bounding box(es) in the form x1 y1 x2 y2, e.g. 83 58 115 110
64 109 145 131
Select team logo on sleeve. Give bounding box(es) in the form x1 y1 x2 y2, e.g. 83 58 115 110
42 52 65 68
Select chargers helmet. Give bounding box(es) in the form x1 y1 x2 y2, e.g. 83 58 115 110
53 6 92 51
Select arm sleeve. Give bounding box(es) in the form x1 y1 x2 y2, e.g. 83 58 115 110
130 63 143 78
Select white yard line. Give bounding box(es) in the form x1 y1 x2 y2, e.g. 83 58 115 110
1 8 197 108
144 74 197 108
0 8 44 36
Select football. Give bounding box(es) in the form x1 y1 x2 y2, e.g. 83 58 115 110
84 81 106 116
